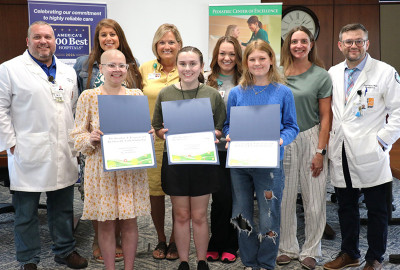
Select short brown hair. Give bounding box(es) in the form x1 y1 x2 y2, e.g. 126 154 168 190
339 23 368 41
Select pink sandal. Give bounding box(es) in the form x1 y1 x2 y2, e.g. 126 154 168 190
221 252 236 263
206 251 219 261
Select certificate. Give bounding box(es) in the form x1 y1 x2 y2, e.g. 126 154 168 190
228 141 278 167
161 98 219 165
98 95 156 171
166 131 218 164
102 133 155 170
227 104 280 168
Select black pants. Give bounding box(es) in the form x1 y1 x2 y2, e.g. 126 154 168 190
207 151 238 255
335 143 389 263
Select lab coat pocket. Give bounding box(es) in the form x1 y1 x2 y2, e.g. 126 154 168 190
15 132 51 164
347 134 380 165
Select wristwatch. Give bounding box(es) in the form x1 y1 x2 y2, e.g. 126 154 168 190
316 148 326 155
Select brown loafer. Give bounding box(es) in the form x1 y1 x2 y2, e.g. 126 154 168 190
54 250 88 269
21 264 37 270
323 252 360 270
363 260 382 270
301 257 316 270
276 254 292 265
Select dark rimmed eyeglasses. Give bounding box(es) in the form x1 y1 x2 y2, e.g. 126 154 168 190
341 39 367 47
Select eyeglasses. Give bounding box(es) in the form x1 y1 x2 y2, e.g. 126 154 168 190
341 39 367 47
101 63 129 70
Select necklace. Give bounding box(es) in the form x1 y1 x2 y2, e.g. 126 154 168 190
252 84 269 95
179 81 200 100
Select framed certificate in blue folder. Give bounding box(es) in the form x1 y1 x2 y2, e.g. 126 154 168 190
161 98 219 165
98 95 156 171
227 104 280 168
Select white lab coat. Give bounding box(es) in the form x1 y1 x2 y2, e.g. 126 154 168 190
328 55 400 188
0 51 79 192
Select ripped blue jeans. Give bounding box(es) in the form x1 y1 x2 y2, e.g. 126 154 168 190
230 161 284 270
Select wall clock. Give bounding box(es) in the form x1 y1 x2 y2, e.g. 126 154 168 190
281 6 320 41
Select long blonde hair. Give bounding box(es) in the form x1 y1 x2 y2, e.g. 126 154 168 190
239 40 285 88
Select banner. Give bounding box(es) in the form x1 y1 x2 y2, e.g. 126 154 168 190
209 3 282 65
28 1 107 65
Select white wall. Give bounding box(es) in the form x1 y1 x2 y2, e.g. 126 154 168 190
29 0 260 67
107 0 259 68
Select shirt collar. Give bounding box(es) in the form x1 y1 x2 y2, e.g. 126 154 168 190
345 53 368 71
27 50 57 77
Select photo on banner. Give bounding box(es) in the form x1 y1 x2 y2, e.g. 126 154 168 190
209 3 282 65
28 0 107 65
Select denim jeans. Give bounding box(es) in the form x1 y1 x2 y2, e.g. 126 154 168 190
12 185 76 265
230 161 285 270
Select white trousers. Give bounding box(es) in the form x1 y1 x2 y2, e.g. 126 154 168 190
278 125 327 261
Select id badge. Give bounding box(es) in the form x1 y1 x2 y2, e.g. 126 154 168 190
352 99 366 117
51 84 64 102
148 73 161 80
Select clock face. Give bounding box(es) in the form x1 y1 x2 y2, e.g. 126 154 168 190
281 8 319 41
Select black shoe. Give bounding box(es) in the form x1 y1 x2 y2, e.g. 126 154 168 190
197 260 210 270
54 251 88 269
389 254 400 264
21 264 37 270
178 261 190 270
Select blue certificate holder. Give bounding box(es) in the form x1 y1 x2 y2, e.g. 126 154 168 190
98 95 156 171
161 98 219 165
227 104 280 168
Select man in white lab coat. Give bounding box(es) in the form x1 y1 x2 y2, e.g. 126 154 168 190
0 21 88 270
323 23 400 270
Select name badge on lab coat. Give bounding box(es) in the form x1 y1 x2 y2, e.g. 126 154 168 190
51 84 64 102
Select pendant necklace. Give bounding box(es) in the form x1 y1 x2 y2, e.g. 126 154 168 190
180 81 200 100
252 84 269 95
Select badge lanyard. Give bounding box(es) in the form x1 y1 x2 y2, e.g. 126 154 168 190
148 63 161 80
352 87 368 117
48 77 64 103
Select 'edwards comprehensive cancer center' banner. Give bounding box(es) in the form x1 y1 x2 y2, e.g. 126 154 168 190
28 1 107 65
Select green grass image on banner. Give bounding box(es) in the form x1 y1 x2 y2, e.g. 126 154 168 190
172 151 216 161
107 154 153 168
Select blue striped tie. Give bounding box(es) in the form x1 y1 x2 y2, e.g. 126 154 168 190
346 68 357 104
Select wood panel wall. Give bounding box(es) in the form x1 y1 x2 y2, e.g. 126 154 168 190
262 0 380 69
0 0 29 64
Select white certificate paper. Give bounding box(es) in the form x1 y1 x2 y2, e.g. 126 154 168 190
102 133 155 171
228 140 279 168
166 131 218 164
